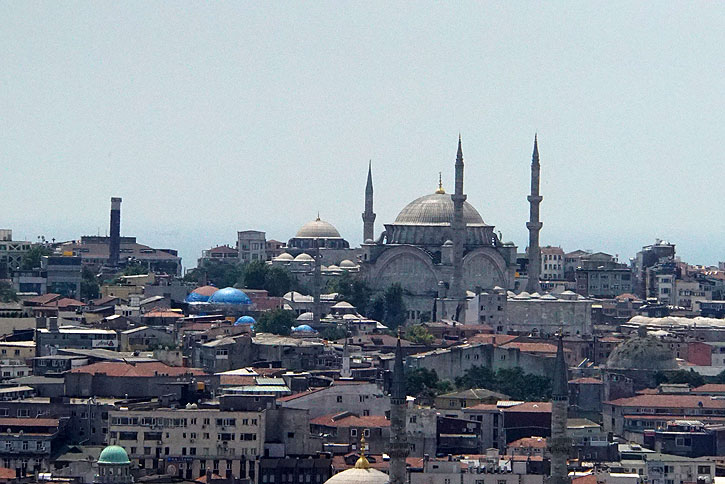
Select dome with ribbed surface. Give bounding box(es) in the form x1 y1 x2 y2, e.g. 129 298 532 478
394 192 485 226
208 287 252 305
98 445 130 464
295 217 342 238
235 316 256 325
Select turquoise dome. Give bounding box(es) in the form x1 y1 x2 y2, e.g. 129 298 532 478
235 316 256 325
292 324 316 333
98 445 130 464
209 287 252 305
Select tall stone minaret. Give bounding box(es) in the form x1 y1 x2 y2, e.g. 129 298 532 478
526 135 542 293
362 161 376 243
449 136 466 304
109 197 122 267
388 338 408 484
548 335 570 484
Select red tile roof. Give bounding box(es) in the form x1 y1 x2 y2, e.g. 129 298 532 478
469 334 518 345
310 414 390 428
692 384 725 393
569 377 603 385
500 342 560 354
219 375 256 386
508 436 547 448
0 467 16 480
277 387 326 402
572 474 597 484
24 293 61 305
465 403 500 411
503 402 552 413
143 310 182 318
69 361 206 378
606 394 725 409
0 418 59 427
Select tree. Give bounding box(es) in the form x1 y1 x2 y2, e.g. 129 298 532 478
184 263 244 288
655 369 705 388
0 281 17 303
320 326 348 341
80 266 100 301
383 283 407 329
264 267 293 297
406 368 440 398
455 365 552 401
405 325 434 345
243 261 268 289
328 273 370 313
20 245 53 270
123 262 148 276
367 295 385 322
256 309 296 336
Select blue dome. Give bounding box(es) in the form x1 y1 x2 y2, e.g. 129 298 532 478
292 324 316 333
235 316 256 325
186 292 210 303
209 287 252 305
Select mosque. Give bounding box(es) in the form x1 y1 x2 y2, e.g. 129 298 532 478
273 136 542 323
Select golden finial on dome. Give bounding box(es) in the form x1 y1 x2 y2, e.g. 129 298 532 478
354 435 370 469
435 172 445 194
316 212 321 221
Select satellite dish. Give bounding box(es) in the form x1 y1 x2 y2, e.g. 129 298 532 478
167 464 177 475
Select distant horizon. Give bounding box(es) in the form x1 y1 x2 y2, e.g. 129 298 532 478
2 3 722 271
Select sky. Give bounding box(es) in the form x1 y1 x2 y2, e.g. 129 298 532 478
1 2 723 270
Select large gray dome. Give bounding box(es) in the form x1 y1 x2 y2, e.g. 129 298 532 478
295 217 342 238
394 192 485 226
606 335 678 371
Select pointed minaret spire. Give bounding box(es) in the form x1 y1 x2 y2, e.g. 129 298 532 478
362 161 376 243
526 134 543 293
436 172 445 194
388 336 408 484
449 135 467 308
548 332 570 484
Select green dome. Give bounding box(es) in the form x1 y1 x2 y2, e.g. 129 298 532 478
98 445 130 464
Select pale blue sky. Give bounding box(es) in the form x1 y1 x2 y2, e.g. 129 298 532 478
1 2 723 269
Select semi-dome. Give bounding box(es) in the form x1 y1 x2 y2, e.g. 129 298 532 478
209 287 252 305
295 217 342 238
339 259 357 269
394 192 485 226
185 285 218 303
275 253 294 261
235 315 256 325
606 334 678 371
294 253 314 262
98 445 130 465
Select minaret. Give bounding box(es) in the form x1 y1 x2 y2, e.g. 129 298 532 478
362 161 376 242
109 197 122 267
526 135 543 293
388 338 408 484
449 136 466 303
548 334 570 484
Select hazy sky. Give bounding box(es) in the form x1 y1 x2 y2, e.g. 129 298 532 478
2 2 723 270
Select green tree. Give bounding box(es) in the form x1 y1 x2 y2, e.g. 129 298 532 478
405 325 434 345
20 245 53 270
320 326 348 341
655 369 705 388
243 260 268 289
328 273 370 313
406 368 441 398
367 295 385 322
123 262 148 276
80 266 100 301
383 283 407 329
455 365 552 401
256 309 296 336
264 267 293 297
0 281 17 303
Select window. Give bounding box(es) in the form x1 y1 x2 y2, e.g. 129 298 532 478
350 428 357 437
336 396 343 403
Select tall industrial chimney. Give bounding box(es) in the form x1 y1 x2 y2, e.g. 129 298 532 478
109 197 122 267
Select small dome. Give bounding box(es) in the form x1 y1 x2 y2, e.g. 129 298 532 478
364 238 374 244
295 217 342 238
294 253 314 262
235 316 256 325
339 260 357 269
332 301 355 309
514 291 531 300
275 253 294 261
185 285 218 303
327 265 342 272
606 335 678 371
98 445 130 465
209 287 252 305
297 312 314 321
292 324 316 333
